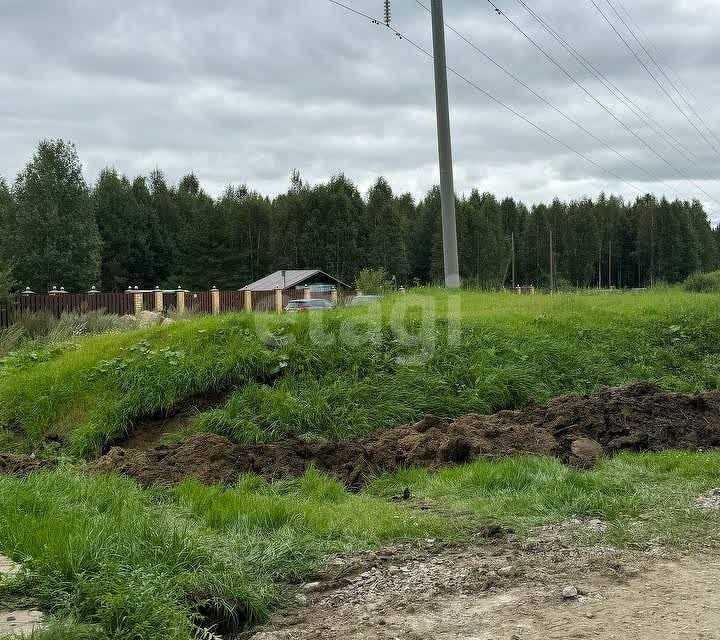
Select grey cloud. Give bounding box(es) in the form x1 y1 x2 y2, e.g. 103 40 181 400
1 0 719 217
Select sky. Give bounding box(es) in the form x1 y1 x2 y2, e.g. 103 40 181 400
2 0 720 217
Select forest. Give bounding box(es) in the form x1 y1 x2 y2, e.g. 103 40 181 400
1 139 718 293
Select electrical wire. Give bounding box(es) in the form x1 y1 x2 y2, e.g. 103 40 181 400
412 0 683 197
486 0 720 206
608 0 720 151
327 0 646 193
513 0 698 165
589 0 720 157
613 0 697 105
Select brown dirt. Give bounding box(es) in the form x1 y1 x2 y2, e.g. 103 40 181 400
249 528 720 640
115 388 233 451
92 383 720 488
0 453 55 478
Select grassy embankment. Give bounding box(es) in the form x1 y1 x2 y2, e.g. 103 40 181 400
2 288 720 638
2 288 720 456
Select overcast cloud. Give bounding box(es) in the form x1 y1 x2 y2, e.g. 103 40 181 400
1 0 719 216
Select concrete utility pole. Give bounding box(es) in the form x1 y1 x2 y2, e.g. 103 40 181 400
550 229 555 293
430 0 460 288
511 232 516 288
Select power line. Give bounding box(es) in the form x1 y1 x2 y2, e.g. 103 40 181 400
513 0 699 166
613 0 697 106
602 0 720 155
609 0 720 151
486 0 720 207
589 0 720 158
327 0 387 24
412 0 680 196
327 0 642 193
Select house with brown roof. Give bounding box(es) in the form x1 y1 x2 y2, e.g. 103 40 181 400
240 270 353 310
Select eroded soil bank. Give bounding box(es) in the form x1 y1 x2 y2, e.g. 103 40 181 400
92 382 720 487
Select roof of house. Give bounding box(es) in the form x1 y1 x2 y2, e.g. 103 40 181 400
240 270 351 291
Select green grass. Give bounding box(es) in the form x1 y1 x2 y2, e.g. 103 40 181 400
0 468 455 640
0 314 281 455
367 450 720 547
199 288 720 442
683 270 720 292
2 451 720 639
3 288 720 638
3 288 720 456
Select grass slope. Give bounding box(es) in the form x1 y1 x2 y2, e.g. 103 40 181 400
2 288 720 455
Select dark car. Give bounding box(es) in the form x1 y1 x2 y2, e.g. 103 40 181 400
285 298 334 313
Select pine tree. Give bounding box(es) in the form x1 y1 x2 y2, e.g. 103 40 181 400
149 170 181 285
94 169 161 290
217 186 272 288
409 187 442 284
0 178 12 269
364 178 409 282
460 191 509 287
131 176 167 286
0 180 13 300
7 140 720 292
173 174 218 288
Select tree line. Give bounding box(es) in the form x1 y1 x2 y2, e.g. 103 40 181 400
1 139 718 294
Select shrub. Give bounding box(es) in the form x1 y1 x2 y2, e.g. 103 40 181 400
15 311 56 339
683 270 720 293
355 268 393 295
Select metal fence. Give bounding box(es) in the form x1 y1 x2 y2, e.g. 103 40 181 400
220 290 244 312
0 292 135 328
186 291 212 314
142 292 156 310
0 286 349 329
0 293 137 328
252 290 275 313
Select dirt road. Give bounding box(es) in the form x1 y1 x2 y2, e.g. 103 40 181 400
253 528 720 640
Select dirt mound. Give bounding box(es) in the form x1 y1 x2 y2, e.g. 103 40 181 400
92 383 720 488
0 453 55 478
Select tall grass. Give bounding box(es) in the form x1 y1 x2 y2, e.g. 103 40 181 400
197 288 720 442
0 468 455 640
367 450 720 546
683 270 720 292
2 289 720 455
0 311 132 358
0 314 281 455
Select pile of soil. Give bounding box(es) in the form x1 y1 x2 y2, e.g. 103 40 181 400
92 383 720 488
0 453 56 478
